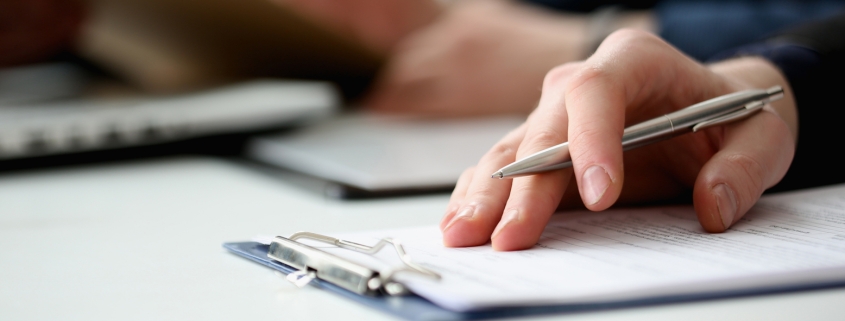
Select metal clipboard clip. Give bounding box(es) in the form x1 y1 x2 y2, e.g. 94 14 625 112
267 232 441 296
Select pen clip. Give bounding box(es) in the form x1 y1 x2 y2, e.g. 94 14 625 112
692 100 766 132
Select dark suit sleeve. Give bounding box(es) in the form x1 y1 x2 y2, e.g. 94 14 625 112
710 13 845 192
657 0 845 61
523 0 845 60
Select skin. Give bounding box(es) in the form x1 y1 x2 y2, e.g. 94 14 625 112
271 0 655 116
440 29 798 251
365 0 590 116
270 0 799 249
268 0 441 55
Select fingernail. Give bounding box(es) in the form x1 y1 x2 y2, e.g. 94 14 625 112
444 205 475 232
712 184 737 229
491 209 520 240
582 166 610 205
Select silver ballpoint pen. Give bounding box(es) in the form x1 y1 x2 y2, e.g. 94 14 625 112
492 86 785 179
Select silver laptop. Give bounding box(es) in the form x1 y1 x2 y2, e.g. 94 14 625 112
248 113 525 196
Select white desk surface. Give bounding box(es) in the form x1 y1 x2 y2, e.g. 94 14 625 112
2 156 844 321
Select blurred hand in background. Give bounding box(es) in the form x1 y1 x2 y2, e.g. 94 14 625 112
274 0 655 116
267 0 442 55
366 0 593 116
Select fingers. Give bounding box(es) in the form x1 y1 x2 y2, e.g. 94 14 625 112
563 67 626 210
693 110 796 232
441 125 527 247
439 29 782 251
365 0 562 116
366 41 448 115
440 166 476 230
270 0 440 53
440 62 581 250
365 13 489 116
561 29 706 211
491 169 572 250
485 64 580 250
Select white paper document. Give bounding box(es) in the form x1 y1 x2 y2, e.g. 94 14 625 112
326 184 845 312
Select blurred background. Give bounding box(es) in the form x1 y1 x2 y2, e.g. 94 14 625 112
0 0 382 176
3 0 379 97
3 0 843 196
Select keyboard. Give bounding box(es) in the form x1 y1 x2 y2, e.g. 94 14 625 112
0 80 339 159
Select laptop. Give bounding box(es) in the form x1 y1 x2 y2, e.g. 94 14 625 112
0 64 340 161
247 113 525 198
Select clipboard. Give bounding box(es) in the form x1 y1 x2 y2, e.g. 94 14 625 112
223 233 845 321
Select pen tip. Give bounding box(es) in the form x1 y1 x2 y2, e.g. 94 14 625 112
491 172 503 179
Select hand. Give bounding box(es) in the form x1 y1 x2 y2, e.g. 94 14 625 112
268 0 441 54
366 0 589 116
440 30 798 251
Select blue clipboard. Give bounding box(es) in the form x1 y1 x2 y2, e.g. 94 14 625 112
224 241 845 321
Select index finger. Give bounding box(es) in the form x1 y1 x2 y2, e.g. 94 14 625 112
487 63 580 250
564 30 721 210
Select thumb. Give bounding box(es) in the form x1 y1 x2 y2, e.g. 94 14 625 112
693 110 795 232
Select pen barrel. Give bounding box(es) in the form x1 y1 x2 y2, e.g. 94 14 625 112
664 88 776 129
495 142 574 177
495 87 781 178
620 116 678 151
621 87 779 150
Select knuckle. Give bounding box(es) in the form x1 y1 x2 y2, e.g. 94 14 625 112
482 142 517 162
543 63 580 89
460 166 477 180
564 66 609 99
567 127 610 161
523 129 565 153
604 28 659 47
572 65 608 85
